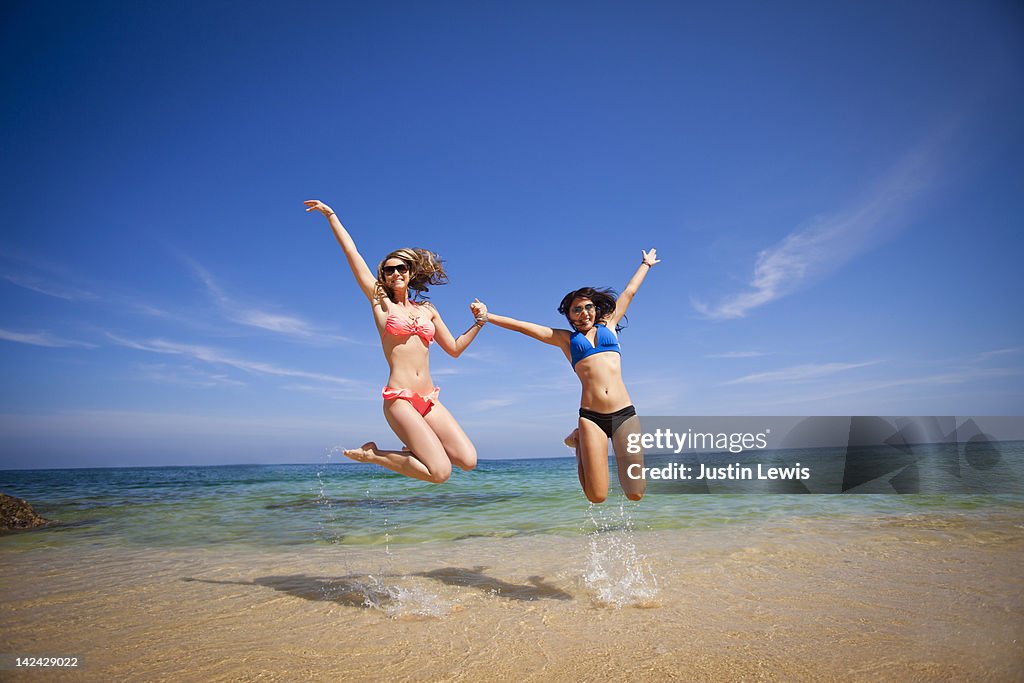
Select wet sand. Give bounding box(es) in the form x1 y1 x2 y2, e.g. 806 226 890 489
2 513 1022 681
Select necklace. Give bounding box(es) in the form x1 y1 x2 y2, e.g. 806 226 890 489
396 301 419 323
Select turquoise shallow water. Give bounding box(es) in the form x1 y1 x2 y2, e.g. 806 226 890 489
2 448 1023 552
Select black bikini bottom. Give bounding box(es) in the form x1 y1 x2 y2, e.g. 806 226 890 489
579 405 637 439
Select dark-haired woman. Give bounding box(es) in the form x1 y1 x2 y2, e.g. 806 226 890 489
481 250 659 503
305 200 487 483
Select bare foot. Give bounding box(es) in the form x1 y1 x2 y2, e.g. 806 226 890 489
563 428 579 449
343 441 377 463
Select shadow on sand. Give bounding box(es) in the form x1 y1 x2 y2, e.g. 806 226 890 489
183 574 384 607
413 566 572 601
184 565 573 607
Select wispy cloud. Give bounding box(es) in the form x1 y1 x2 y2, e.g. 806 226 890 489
133 362 248 388
736 365 1024 410
697 344 1024 414
280 383 379 401
0 247 100 301
1 249 224 334
232 310 338 339
475 398 517 410
0 410 345 438
0 328 97 348
723 361 878 385
457 350 493 362
2 272 97 301
525 374 581 393
976 347 1022 361
184 257 355 344
705 351 768 359
693 131 949 320
108 333 360 386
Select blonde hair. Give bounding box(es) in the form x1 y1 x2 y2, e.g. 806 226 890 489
376 248 449 302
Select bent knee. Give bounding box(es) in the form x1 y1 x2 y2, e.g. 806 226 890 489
425 464 452 484
447 444 477 472
625 492 645 502
457 450 477 471
585 490 608 504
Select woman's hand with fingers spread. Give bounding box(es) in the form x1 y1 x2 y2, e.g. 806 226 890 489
303 199 335 217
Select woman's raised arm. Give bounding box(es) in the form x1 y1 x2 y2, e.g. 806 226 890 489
484 306 570 348
304 200 378 302
430 299 489 358
608 248 659 327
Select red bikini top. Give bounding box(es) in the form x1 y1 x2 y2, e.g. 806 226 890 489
384 313 435 345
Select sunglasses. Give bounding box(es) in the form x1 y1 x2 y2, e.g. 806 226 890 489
571 303 596 315
382 263 410 276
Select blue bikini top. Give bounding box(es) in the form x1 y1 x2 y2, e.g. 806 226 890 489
569 324 620 369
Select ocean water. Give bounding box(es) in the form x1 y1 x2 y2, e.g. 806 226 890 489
2 447 1023 553
4 450 1023 681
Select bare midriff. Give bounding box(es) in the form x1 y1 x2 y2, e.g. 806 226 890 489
382 334 435 394
574 352 631 413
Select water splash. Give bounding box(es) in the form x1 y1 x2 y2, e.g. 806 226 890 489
314 446 346 544
315 448 449 617
359 481 449 617
367 484 393 557
583 499 659 608
364 574 453 618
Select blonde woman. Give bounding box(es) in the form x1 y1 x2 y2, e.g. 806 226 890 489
305 200 487 483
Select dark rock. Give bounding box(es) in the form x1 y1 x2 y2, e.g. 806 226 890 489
0 492 51 531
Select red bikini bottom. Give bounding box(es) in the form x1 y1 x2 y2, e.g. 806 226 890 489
382 386 440 417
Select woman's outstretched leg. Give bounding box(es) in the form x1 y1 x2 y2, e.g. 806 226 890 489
343 400 453 483
576 418 610 503
612 414 645 501
422 401 477 471
564 428 586 491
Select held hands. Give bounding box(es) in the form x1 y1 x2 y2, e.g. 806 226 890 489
303 199 335 218
641 249 660 267
471 298 488 325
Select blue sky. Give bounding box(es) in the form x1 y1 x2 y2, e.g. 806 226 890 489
2 0 1022 468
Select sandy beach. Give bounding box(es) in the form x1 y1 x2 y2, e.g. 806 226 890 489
2 511 1021 682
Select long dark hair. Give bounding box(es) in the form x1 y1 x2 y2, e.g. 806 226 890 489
557 286 626 332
